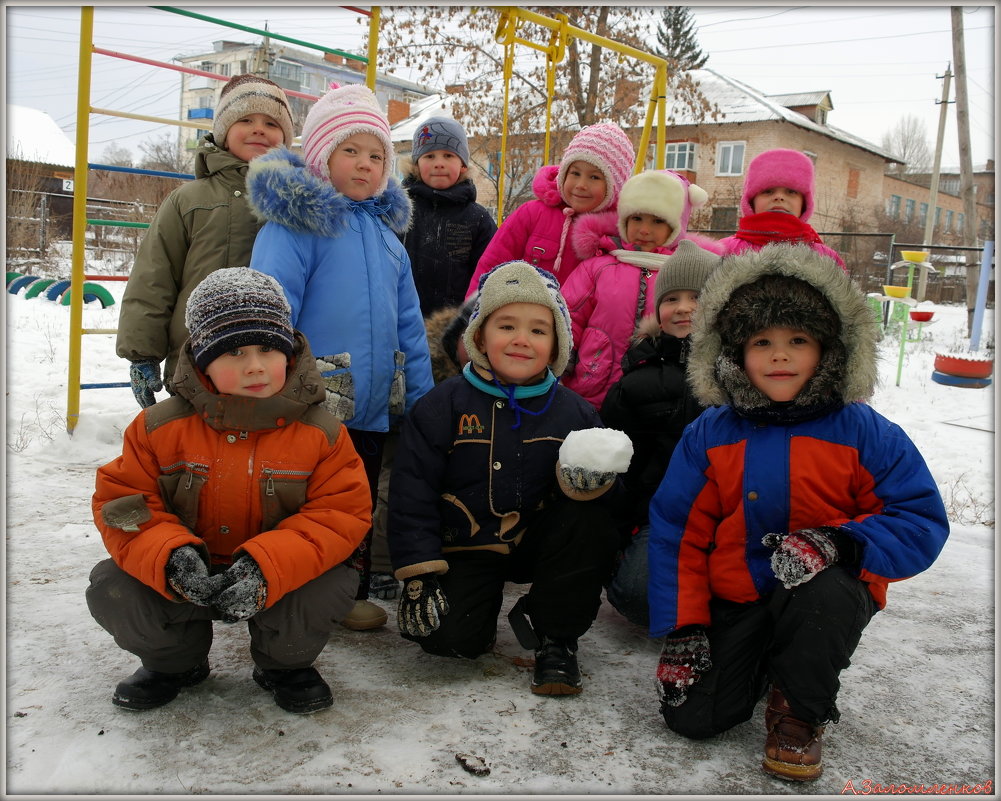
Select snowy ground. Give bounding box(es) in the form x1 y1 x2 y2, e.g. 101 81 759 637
3 270 996 796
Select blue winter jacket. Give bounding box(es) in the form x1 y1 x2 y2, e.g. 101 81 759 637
246 146 434 433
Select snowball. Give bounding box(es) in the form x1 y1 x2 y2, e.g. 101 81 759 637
558 428 633 474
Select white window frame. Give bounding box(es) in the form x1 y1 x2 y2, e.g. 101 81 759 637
665 142 696 171
716 141 746 176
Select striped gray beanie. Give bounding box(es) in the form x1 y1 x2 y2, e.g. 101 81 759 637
213 74 294 150
185 268 295 372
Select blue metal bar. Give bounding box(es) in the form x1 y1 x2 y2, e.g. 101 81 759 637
969 240 994 352
88 162 194 180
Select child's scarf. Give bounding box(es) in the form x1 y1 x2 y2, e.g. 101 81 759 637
733 211 823 248
462 363 558 429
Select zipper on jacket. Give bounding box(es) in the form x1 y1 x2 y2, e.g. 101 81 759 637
262 467 313 496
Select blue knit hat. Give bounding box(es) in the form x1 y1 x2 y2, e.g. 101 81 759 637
185 268 295 372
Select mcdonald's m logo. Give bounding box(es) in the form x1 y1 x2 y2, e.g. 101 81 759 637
458 413 485 435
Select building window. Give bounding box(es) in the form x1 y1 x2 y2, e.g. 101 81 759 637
272 60 303 86
710 206 739 233
919 202 928 226
665 142 696 171
946 209 954 232
887 195 901 218
904 199 915 222
847 168 860 199
218 63 230 77
934 206 942 230
958 213 965 231
716 142 745 176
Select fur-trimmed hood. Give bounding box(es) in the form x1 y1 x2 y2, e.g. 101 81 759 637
245 145 412 238
532 164 566 208
570 209 628 260
689 244 879 410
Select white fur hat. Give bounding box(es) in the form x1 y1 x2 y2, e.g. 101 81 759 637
617 170 708 248
301 83 395 194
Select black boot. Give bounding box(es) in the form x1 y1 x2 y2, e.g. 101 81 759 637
253 665 333 714
531 636 582 696
112 661 210 710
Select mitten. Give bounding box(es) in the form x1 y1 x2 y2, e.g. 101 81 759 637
315 353 355 420
212 555 268 623
398 573 449 638
557 428 633 496
129 360 163 409
656 626 712 708
763 526 841 589
165 545 227 606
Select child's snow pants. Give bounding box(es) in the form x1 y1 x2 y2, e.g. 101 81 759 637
86 559 358 673
662 565 878 736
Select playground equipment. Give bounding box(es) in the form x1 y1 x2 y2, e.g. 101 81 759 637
6 271 116 307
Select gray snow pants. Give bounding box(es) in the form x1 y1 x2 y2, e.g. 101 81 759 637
86 558 358 674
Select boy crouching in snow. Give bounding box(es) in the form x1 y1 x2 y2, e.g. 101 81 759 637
647 244 949 780
87 268 371 715
387 261 632 695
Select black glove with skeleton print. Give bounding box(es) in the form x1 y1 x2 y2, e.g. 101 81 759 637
397 573 449 637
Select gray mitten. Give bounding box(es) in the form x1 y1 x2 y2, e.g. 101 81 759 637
213 555 268 623
656 626 712 707
763 527 840 589
398 574 449 637
558 463 617 493
315 353 355 420
165 545 226 606
129 360 163 409
557 428 633 495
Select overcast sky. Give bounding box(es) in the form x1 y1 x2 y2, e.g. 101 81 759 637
4 4 995 169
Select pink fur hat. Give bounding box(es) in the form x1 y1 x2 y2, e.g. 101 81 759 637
556 122 635 213
617 169 708 248
741 148 816 221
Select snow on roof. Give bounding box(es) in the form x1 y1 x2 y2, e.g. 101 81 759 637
767 90 833 108
6 105 77 168
390 93 455 145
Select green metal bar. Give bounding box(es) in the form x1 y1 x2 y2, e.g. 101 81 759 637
152 6 368 61
86 219 150 229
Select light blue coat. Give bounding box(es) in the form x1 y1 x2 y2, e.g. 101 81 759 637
246 146 433 433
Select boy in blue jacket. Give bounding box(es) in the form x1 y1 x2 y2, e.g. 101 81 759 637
648 244 949 782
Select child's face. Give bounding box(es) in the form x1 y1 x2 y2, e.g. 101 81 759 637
204 345 288 398
752 186 804 217
742 326 821 402
658 290 699 338
225 113 286 162
625 212 673 252
417 149 467 190
474 302 556 385
327 132 386 201
562 160 607 213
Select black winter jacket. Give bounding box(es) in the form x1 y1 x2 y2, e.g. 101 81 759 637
401 176 497 315
600 326 706 532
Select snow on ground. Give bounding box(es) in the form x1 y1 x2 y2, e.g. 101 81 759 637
3 270 996 796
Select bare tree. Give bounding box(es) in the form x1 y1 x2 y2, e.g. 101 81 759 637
881 115 933 175
99 143 134 167
138 132 194 175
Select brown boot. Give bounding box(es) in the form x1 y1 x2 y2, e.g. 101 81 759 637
762 686 824 781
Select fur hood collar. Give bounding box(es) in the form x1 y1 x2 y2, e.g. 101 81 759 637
531 165 565 208
689 244 879 411
570 209 625 260
245 146 412 237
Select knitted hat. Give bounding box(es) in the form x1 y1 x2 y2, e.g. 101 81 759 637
463 262 573 377
741 149 816 221
412 116 470 166
617 170 709 248
556 122 635 213
301 83 395 194
653 240 721 320
185 267 295 373
212 74 294 150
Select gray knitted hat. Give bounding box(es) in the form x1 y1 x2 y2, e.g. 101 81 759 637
185 267 295 372
653 240 721 320
412 116 470 166
463 262 573 377
212 74 294 150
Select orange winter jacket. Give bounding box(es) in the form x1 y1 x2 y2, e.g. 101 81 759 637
93 333 372 607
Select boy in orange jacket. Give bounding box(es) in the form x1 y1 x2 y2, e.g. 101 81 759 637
87 268 372 715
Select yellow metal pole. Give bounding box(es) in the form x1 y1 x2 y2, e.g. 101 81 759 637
497 41 514 226
365 7 380 91
67 6 94 434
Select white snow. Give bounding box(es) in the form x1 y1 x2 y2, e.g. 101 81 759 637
559 427 634 474
3 267 996 796
6 104 77 168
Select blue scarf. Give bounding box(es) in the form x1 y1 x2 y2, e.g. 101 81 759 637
462 363 559 429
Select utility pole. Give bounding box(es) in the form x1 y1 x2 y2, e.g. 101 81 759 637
917 64 952 301
951 6 979 335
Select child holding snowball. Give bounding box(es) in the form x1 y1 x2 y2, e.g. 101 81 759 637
388 261 632 696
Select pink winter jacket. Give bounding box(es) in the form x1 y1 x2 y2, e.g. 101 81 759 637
465 165 619 296
561 215 721 409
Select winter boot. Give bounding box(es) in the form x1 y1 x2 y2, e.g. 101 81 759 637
340 598 388 631
112 660 210 710
762 686 825 781
531 636 582 696
369 572 400 600
253 665 333 714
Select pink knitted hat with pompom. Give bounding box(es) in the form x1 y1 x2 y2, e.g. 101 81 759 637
301 83 395 195
556 122 635 213
616 169 708 248
741 149 816 221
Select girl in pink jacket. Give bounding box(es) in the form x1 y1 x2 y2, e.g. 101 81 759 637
717 148 847 271
465 122 635 295
561 170 722 409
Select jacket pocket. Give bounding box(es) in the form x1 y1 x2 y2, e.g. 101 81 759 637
157 461 209 531
389 350 407 417
260 467 311 532
316 352 355 421
439 493 480 545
